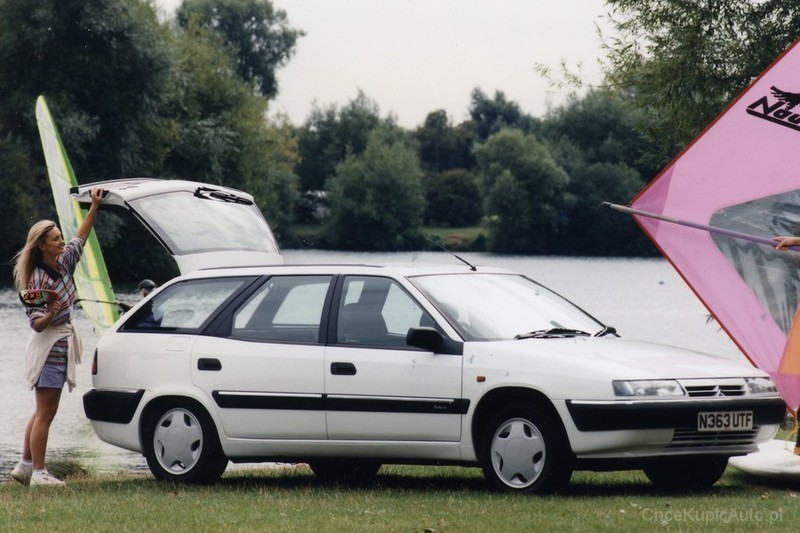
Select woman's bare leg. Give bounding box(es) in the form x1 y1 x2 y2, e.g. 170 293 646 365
21 415 34 460
29 387 63 470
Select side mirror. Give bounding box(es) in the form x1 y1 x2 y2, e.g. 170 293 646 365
406 327 443 352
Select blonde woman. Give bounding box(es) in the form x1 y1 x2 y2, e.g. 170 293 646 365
9 188 104 486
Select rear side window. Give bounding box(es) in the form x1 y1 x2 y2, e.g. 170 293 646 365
123 277 254 332
232 275 332 343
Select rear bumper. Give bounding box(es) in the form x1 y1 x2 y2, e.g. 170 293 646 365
83 389 145 424
566 397 786 431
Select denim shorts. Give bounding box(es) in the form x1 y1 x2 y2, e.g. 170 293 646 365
36 362 66 389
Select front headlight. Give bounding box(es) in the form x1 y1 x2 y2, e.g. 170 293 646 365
613 379 685 397
745 377 778 394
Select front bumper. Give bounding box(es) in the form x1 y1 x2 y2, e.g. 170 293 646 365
566 397 786 431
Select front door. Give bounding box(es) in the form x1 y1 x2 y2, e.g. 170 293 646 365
324 275 464 442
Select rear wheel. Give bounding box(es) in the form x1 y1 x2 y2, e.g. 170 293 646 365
643 455 728 490
479 402 572 494
142 400 228 484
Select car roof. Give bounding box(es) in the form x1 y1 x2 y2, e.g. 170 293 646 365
175 262 517 280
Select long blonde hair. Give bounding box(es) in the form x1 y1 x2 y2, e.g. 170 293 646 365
12 220 58 292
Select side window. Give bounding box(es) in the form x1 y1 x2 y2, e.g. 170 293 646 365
232 275 332 343
123 277 254 332
337 276 435 346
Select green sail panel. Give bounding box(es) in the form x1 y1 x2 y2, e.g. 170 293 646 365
35 95 118 332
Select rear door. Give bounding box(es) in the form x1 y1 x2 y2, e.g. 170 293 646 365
72 178 283 273
190 275 333 439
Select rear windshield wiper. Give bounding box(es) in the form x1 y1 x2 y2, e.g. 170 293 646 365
194 187 254 205
514 328 591 340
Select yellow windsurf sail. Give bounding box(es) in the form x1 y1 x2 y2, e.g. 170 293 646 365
35 95 118 332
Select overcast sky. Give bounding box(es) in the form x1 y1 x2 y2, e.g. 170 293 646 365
155 0 611 128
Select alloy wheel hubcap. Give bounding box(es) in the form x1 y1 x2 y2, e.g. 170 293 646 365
490 417 546 488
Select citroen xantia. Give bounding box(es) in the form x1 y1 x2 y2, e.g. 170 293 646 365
77 180 786 493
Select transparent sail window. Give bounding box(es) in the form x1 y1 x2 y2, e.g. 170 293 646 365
710 189 800 335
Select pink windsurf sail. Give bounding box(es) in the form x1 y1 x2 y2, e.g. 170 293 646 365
625 38 800 413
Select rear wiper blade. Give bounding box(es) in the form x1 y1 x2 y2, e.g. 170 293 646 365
594 326 618 337
194 187 254 205
515 328 591 340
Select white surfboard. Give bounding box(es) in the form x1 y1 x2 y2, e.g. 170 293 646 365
729 439 800 478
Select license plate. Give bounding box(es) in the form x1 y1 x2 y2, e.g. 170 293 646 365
697 411 753 432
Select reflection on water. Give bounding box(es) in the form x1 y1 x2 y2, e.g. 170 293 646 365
0 252 742 478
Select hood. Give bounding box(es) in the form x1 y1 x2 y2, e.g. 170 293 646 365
476 336 763 381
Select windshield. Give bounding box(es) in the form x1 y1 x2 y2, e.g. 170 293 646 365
129 191 279 255
411 273 604 341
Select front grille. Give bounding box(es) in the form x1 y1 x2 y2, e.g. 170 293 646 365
680 379 746 397
668 427 759 448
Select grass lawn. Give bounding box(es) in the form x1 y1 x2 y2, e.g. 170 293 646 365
2 462 797 532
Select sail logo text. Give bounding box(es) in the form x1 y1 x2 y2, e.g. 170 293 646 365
747 91 800 132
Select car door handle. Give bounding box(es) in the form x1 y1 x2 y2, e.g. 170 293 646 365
330 362 356 375
197 358 222 371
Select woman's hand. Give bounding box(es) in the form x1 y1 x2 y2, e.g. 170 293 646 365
47 300 62 316
33 292 62 331
46 290 61 315
89 188 105 208
773 236 800 250
77 188 105 241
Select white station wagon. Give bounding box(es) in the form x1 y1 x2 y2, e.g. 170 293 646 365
77 180 786 493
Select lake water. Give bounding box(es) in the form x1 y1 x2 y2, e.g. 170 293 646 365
0 251 743 477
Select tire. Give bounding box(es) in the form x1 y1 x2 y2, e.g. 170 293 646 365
308 459 381 485
643 455 728 490
479 402 572 494
142 400 228 484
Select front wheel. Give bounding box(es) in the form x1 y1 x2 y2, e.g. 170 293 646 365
479 402 572 494
643 455 728 490
142 400 228 484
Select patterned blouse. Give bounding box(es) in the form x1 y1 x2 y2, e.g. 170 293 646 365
26 236 85 365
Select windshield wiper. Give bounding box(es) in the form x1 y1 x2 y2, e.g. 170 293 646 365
514 328 591 340
194 187 254 205
594 326 618 337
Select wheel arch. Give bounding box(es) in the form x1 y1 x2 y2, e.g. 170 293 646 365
471 387 573 460
138 394 221 451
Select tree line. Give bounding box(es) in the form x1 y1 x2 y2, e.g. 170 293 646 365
1 0 798 283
